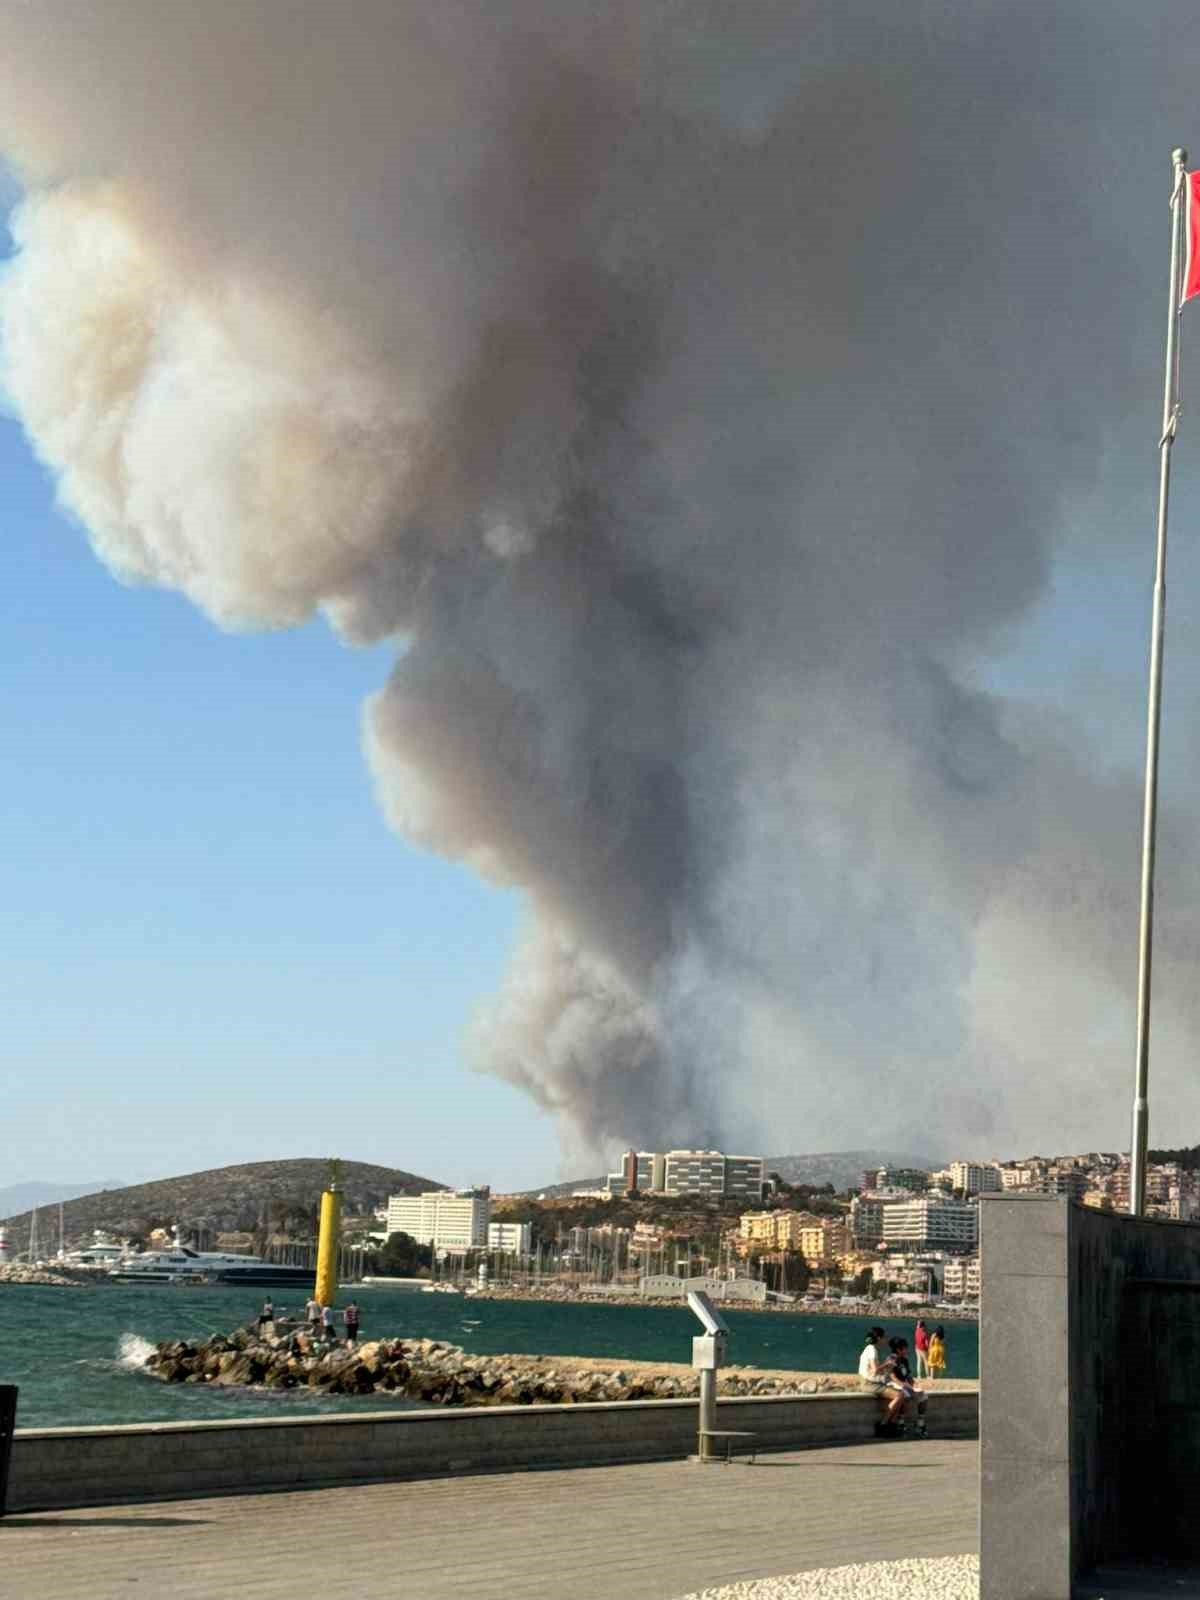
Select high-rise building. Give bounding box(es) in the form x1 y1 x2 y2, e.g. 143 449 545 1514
880 1195 977 1250
386 1188 490 1251
606 1149 765 1201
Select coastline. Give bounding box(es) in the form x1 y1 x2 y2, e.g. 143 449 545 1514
473 1284 980 1322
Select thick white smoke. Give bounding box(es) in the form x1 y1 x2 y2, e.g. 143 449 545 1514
4 1 1200 1163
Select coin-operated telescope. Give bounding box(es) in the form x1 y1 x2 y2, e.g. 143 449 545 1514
687 1290 730 1455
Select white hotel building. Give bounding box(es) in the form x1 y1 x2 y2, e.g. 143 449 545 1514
880 1194 978 1250
386 1188 491 1251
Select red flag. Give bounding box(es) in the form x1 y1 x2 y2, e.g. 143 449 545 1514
1184 171 1200 304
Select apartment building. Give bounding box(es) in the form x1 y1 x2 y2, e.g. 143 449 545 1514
948 1161 1003 1195
880 1194 977 1249
942 1255 982 1299
738 1209 820 1252
487 1222 531 1255
849 1188 912 1242
796 1219 851 1268
386 1188 490 1251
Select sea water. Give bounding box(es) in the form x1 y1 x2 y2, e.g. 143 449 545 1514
0 1282 977 1429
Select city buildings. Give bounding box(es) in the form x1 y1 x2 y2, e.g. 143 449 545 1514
385 1188 490 1251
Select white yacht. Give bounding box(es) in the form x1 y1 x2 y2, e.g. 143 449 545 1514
108 1228 313 1287
59 1232 131 1270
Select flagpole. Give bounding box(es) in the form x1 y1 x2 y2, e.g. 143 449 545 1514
1130 147 1188 1218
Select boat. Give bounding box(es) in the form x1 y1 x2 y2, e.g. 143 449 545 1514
58 1231 131 1270
108 1228 314 1287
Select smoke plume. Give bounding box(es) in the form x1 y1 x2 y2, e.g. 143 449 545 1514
4 1 1200 1163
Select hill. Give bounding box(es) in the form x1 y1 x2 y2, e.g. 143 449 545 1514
765 1150 941 1191
0 1178 126 1216
0 1158 442 1254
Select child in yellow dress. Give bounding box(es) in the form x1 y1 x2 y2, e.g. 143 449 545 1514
927 1325 947 1379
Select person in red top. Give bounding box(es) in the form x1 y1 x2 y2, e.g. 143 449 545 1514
913 1318 931 1380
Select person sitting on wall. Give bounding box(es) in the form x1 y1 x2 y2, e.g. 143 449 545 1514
884 1336 928 1438
858 1326 896 1434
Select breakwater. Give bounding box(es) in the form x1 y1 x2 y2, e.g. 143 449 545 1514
144 1325 876 1404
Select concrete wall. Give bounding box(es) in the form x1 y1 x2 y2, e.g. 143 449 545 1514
9 1389 977 1512
979 1194 1200 1599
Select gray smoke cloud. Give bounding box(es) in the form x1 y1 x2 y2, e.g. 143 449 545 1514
4 1 1200 1165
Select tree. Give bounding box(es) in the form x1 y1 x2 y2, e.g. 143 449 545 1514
377 1231 432 1277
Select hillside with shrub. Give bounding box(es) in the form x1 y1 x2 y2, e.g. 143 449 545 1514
1 1158 441 1254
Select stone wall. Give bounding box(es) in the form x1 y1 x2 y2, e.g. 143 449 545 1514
979 1194 1200 1599
9 1390 977 1512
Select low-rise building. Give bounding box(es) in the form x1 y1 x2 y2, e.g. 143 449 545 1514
487 1221 531 1255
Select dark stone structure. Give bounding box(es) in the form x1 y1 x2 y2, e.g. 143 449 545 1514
980 1192 1200 1598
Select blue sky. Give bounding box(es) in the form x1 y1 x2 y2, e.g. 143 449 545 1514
1 385 564 1191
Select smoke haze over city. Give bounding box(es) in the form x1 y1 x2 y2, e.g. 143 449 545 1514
5 1 1200 1174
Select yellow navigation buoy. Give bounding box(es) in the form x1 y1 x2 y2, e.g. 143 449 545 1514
314 1157 343 1308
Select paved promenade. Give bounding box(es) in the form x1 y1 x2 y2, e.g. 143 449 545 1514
3 1438 977 1600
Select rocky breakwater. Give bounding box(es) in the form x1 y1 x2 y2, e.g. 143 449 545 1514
0 1263 85 1287
143 1326 845 1405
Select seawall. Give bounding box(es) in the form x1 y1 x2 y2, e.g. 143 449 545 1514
9 1390 977 1511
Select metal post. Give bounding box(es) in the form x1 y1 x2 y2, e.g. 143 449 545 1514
698 1367 717 1456
1131 148 1189 1217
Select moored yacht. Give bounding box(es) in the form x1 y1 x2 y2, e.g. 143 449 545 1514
108 1228 314 1286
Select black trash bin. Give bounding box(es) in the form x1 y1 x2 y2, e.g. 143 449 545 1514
0 1386 17 1517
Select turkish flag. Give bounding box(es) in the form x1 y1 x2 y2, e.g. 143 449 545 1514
1183 171 1200 303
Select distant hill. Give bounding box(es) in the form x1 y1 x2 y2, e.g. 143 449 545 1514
0 1179 126 1216
0 1158 443 1253
765 1151 941 1191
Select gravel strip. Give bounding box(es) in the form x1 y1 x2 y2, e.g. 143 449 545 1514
680 1553 979 1599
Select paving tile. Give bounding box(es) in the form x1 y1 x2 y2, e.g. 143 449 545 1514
2 1439 978 1600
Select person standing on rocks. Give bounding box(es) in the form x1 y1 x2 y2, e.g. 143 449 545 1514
321 1303 337 1345
343 1300 360 1345
257 1298 274 1332
305 1296 321 1334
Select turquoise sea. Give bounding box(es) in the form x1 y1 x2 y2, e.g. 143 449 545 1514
1 1283 977 1429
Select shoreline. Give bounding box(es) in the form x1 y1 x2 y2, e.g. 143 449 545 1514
472 1285 980 1322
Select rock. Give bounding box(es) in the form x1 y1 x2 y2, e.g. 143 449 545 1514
801 1379 819 1394
212 1354 256 1387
